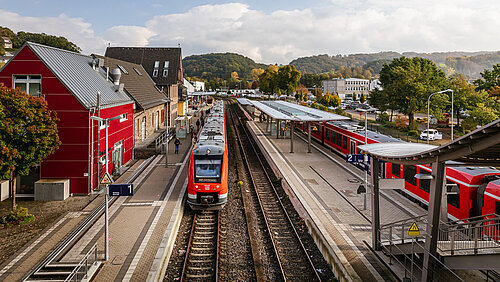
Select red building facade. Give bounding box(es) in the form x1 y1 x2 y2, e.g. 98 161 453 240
0 42 134 194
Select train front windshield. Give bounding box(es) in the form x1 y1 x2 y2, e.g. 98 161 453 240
195 158 222 183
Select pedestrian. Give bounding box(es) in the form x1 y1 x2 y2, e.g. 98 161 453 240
174 138 181 154
196 119 200 131
201 118 205 127
192 135 197 145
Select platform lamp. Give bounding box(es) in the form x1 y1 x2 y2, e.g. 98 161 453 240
427 89 454 144
90 114 122 261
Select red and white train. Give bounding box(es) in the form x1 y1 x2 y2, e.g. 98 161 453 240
296 120 500 221
187 100 228 210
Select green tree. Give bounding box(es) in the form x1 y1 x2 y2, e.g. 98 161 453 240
474 64 500 92
360 93 365 104
469 103 499 126
379 57 449 129
12 31 81 53
450 74 481 127
258 65 279 94
0 84 60 209
277 65 301 95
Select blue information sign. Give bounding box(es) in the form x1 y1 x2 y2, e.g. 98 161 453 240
109 184 134 196
346 154 366 163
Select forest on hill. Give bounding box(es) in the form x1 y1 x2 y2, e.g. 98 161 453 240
290 51 500 79
0 26 81 55
182 52 268 80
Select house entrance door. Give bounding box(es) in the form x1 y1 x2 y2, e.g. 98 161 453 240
142 117 146 140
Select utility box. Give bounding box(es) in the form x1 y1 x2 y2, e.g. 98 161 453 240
34 179 70 201
0 180 8 202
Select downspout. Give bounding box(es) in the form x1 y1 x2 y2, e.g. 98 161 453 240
90 108 94 193
96 92 101 189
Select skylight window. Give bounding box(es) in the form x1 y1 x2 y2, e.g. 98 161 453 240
117 65 128 74
133 67 142 75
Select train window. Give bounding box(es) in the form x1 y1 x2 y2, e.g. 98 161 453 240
342 136 347 149
195 159 222 181
336 132 341 147
496 201 500 216
391 163 401 178
419 169 432 193
326 129 331 142
403 165 417 186
446 180 460 209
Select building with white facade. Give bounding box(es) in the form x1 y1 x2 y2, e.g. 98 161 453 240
322 78 370 101
192 81 205 91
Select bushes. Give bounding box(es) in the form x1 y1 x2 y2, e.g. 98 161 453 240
461 118 477 133
408 130 419 137
0 205 35 227
377 112 390 123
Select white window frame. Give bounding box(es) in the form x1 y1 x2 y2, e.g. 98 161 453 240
120 113 128 122
152 69 159 77
164 61 169 68
154 61 160 68
162 69 168 77
14 75 41 97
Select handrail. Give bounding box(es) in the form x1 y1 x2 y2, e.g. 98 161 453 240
65 243 98 282
380 214 427 229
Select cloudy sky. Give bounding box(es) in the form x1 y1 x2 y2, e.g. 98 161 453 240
0 0 499 64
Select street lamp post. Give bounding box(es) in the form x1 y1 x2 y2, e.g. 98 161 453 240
90 114 121 261
427 89 453 144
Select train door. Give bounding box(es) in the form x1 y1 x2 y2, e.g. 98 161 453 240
350 140 356 154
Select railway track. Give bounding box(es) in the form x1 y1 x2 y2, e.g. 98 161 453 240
22 155 161 281
180 211 220 281
229 103 321 281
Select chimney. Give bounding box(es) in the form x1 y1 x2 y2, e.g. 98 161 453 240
111 68 121 85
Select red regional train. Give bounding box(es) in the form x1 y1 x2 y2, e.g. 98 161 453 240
187 100 228 210
296 120 500 221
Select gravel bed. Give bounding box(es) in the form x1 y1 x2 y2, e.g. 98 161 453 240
164 207 194 281
219 118 256 281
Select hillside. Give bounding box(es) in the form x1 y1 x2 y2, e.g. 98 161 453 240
183 53 268 80
290 51 500 78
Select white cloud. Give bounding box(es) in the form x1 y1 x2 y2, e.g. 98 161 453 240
0 9 108 54
2 1 500 64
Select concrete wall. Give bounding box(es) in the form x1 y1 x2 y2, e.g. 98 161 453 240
34 179 70 201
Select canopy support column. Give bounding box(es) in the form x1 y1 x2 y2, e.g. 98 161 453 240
307 121 312 153
290 120 294 153
422 160 445 282
277 120 280 139
370 158 381 250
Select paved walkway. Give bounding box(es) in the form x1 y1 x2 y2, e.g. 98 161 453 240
247 118 428 281
0 111 207 282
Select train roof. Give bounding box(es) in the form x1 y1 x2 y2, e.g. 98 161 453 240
194 100 225 156
449 166 500 176
327 120 404 143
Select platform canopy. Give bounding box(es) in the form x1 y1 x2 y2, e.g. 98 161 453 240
243 100 350 122
358 118 500 166
189 91 216 96
236 98 253 106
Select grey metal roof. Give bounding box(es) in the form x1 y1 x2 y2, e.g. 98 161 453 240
26 42 133 109
194 100 225 155
237 98 253 106
358 118 500 166
250 100 350 122
328 120 404 143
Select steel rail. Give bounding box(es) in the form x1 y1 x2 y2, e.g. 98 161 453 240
230 103 320 281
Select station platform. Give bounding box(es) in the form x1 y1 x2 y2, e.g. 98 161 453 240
0 117 202 282
245 117 429 281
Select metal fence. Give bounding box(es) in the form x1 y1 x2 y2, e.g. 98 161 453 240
366 123 422 143
155 128 176 151
437 214 500 255
65 243 99 282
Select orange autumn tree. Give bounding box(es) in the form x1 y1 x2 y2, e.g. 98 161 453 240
0 84 60 210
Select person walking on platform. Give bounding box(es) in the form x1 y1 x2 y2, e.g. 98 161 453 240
196 119 200 131
174 138 181 154
201 118 205 127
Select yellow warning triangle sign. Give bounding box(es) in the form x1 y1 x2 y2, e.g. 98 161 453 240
408 222 420 236
100 172 114 185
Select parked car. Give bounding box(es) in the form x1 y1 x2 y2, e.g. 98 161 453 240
356 103 375 112
420 129 443 141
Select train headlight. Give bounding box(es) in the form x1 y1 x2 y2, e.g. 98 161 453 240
217 185 219 188
195 185 198 188
206 149 211 154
